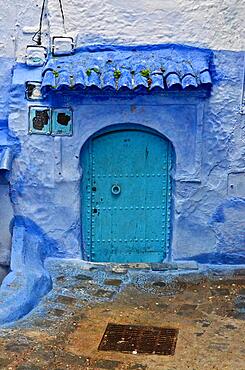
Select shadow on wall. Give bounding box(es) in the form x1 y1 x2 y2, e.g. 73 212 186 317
0 266 9 285
0 171 13 280
182 198 245 265
0 216 60 326
0 123 21 280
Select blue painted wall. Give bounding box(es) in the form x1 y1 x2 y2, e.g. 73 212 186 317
5 45 244 266
0 0 243 324
0 56 19 272
0 58 15 122
0 56 14 270
0 44 244 325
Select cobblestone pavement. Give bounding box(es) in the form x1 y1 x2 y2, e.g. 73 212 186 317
0 261 244 370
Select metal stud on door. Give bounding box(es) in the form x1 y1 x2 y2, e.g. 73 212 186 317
81 128 172 263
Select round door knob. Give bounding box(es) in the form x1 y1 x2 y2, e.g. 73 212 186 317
111 184 121 195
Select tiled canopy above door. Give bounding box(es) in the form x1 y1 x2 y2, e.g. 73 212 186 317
41 44 212 95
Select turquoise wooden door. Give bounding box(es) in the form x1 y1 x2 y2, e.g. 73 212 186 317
81 128 172 263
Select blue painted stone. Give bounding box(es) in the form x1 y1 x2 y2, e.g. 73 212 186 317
0 217 59 325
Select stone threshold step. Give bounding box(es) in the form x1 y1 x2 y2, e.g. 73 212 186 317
102 261 199 272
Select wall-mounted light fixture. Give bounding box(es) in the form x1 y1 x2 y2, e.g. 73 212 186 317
52 36 75 56
25 82 43 100
26 45 47 67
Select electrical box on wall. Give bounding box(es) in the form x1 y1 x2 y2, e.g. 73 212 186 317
26 45 47 67
25 82 43 100
29 107 73 136
52 36 75 56
52 108 73 136
29 106 51 135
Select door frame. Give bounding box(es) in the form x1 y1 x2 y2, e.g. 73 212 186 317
80 123 174 262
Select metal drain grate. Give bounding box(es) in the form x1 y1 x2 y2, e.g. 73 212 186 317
98 323 179 355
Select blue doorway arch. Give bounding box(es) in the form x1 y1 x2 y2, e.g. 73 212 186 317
80 125 173 263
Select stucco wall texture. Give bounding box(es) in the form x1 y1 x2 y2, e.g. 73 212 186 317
0 0 244 118
8 46 244 265
0 0 244 270
48 0 244 51
0 0 48 119
0 0 244 325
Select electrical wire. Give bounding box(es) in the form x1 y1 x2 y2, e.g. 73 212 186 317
32 0 66 46
58 0 67 34
32 0 47 45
